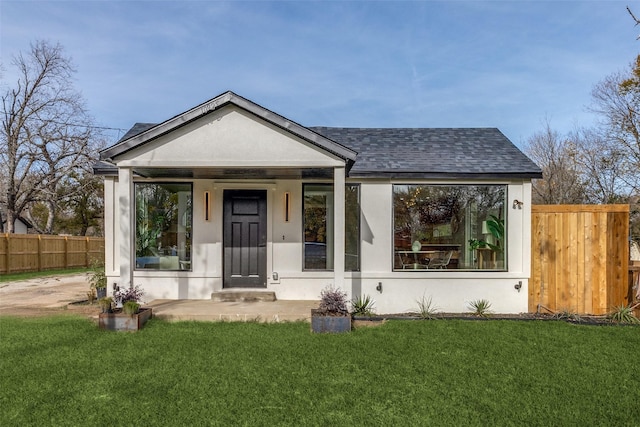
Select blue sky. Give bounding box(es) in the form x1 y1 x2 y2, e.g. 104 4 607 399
1 1 638 148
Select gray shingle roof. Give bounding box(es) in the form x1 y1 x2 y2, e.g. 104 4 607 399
96 124 542 179
96 89 542 180
118 122 156 142
310 127 542 179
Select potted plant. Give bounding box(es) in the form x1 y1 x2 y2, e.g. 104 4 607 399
98 296 113 314
484 215 505 253
98 285 151 331
468 238 488 251
122 300 141 315
311 286 351 333
87 260 108 300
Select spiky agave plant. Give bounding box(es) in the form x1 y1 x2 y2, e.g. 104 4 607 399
351 294 375 316
416 295 439 319
607 305 640 324
468 299 492 317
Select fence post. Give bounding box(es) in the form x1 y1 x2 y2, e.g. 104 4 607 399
4 233 9 274
37 235 42 272
85 237 90 267
64 236 68 269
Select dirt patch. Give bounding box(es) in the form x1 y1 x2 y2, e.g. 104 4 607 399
0 274 99 319
0 305 100 318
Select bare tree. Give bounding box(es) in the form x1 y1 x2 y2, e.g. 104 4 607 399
524 121 586 204
627 6 640 38
1 40 95 234
570 127 633 203
55 149 105 236
590 56 640 193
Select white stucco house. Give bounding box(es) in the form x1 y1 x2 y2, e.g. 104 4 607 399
95 91 542 314
1 210 33 234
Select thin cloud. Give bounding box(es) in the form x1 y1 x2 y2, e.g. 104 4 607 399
1 0 637 147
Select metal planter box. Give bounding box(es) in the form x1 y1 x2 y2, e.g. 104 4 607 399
99 307 152 331
310 309 352 333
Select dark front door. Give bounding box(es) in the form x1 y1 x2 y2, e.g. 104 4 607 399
223 190 267 288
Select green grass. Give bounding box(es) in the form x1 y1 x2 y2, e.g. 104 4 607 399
1 317 639 426
0 267 90 283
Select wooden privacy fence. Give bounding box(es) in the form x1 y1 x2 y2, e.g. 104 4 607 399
0 234 105 275
530 205 630 315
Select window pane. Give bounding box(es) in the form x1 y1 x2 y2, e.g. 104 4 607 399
135 183 192 271
303 184 333 270
393 185 506 271
345 184 360 271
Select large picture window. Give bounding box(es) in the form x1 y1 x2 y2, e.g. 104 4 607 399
345 184 360 272
303 184 333 270
393 185 506 271
135 183 192 270
303 184 360 271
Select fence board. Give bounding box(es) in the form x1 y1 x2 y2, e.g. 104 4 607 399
530 205 630 315
609 211 630 309
583 213 593 314
593 212 607 313
575 212 585 313
529 212 543 310
0 234 104 274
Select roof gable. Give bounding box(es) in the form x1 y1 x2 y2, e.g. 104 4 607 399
100 91 357 164
109 105 349 171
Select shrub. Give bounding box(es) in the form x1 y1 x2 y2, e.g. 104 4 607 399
87 260 107 290
114 285 144 306
317 287 349 316
87 289 96 304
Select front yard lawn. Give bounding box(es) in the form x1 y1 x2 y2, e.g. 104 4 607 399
1 317 638 426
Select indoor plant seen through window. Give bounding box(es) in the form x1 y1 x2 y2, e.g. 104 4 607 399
393 184 506 271
135 183 192 271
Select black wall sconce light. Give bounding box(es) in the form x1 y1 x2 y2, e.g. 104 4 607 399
204 191 211 221
284 192 291 222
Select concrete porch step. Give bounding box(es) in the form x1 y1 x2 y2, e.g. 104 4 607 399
211 289 277 302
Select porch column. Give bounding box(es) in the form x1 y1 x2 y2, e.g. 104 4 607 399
103 178 115 274
333 166 345 289
118 167 134 289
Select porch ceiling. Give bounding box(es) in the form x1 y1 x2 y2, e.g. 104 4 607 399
132 166 334 180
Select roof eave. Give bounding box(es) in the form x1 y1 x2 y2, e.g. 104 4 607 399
348 171 543 180
92 161 118 176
